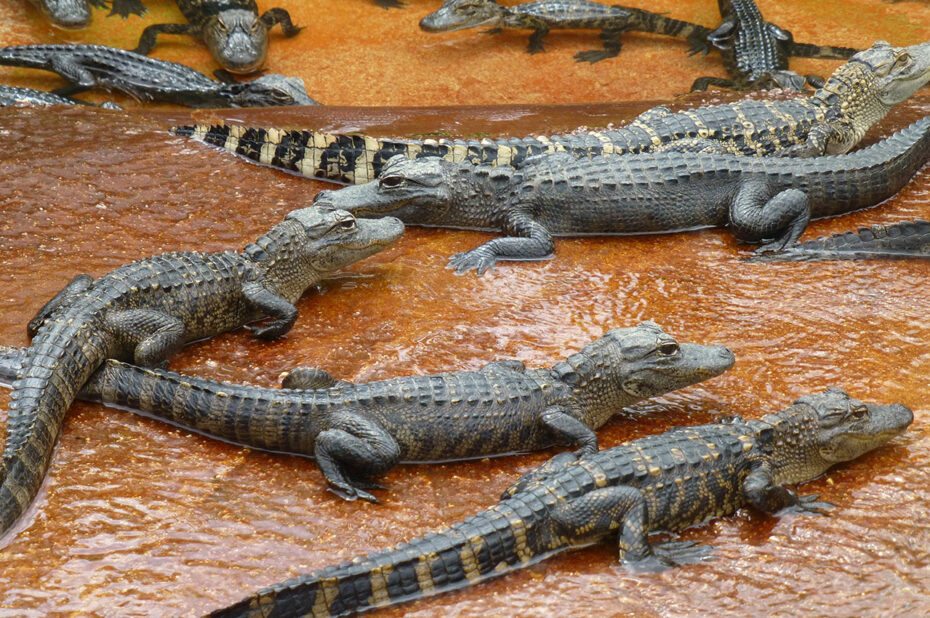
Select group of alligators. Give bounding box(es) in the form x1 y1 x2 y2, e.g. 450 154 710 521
2 1 929 616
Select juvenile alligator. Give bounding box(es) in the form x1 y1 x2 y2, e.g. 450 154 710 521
171 40 930 184
0 206 402 539
131 0 302 74
314 115 930 274
0 84 122 109
693 0 859 91
420 0 712 63
206 387 912 617
0 323 735 502
0 44 317 107
26 0 144 29
746 219 930 262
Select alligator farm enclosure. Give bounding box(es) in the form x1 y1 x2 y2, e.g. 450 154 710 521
1 0 930 616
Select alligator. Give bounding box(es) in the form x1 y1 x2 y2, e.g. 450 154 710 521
693 0 859 91
313 114 930 274
205 387 911 617
0 206 402 539
746 219 930 262
419 0 712 63
131 0 302 74
25 0 144 29
170 40 930 184
0 84 122 109
0 323 735 502
0 44 318 107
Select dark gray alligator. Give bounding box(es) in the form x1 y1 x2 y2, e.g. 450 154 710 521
313 114 930 274
26 0 145 29
693 0 859 91
0 44 317 107
420 0 711 63
0 322 735 502
206 387 912 617
132 0 302 74
170 40 930 184
0 206 402 539
747 219 930 262
0 84 122 108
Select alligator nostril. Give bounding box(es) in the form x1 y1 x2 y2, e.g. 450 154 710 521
313 191 330 203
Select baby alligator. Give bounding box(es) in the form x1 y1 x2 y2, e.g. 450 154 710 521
207 387 912 617
0 84 121 109
746 219 930 262
694 0 859 91
171 41 930 183
26 0 144 29
132 0 302 74
0 44 317 107
420 0 712 63
0 206 402 540
314 115 930 274
0 322 734 502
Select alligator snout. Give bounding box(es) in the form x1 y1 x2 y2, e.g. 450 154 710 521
314 190 334 204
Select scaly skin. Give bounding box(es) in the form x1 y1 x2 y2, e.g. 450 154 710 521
207 387 912 617
0 84 122 109
0 44 317 107
0 323 735 502
746 219 930 262
420 0 712 63
27 0 96 29
171 41 930 184
132 0 302 73
314 115 930 274
0 207 403 540
694 0 860 91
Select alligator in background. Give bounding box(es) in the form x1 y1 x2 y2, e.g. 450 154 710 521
206 387 912 617
0 84 122 108
25 0 144 29
419 0 712 63
693 0 859 91
314 115 930 274
0 323 735 502
0 44 318 107
131 0 302 74
0 206 402 540
746 219 930 262
171 41 930 184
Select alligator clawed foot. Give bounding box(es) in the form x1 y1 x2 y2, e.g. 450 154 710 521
247 322 287 340
329 483 382 504
375 0 405 9
573 49 616 64
779 494 835 516
446 249 497 275
650 539 714 567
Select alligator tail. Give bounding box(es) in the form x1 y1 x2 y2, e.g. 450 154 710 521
209 501 552 617
788 42 859 61
747 219 930 262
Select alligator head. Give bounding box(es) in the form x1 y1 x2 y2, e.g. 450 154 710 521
760 386 912 484
30 0 92 29
552 321 736 429
420 0 506 33
246 205 404 301
204 10 270 74
225 74 319 107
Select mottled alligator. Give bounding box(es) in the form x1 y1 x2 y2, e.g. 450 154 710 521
420 0 711 63
0 84 122 109
746 219 930 262
206 387 912 617
0 44 317 107
693 0 859 91
0 206 402 539
132 0 301 74
170 40 930 184
26 0 144 29
0 323 734 502
314 115 930 274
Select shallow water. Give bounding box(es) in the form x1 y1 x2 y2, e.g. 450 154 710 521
1 1 930 616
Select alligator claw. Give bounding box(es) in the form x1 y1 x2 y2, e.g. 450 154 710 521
650 539 714 566
446 249 497 275
574 49 616 64
329 483 381 504
247 321 287 340
780 494 835 516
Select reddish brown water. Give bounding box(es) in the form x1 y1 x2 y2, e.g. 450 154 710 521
1 1 930 616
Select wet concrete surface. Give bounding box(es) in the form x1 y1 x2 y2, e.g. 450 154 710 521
0 1 929 616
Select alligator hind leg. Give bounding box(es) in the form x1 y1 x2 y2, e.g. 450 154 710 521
105 309 185 366
526 27 551 54
690 76 736 92
729 179 811 252
281 367 353 389
108 0 147 18
260 8 303 37
480 360 526 374
132 23 198 56
314 412 400 502
574 29 625 64
47 56 98 95
28 274 94 338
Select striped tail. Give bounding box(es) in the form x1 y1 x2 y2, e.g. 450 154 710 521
169 123 623 186
788 42 859 61
209 501 554 617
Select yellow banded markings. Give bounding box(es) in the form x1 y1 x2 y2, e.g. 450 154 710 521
310 577 342 617
414 553 437 593
366 564 394 607
460 536 486 581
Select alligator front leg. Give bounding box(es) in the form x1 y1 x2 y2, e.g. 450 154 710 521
46 56 98 95
776 118 858 157
539 406 598 455
690 76 737 91
744 462 835 515
241 281 298 339
28 274 94 338
259 8 303 38
108 0 147 18
105 309 186 366
574 28 626 64
314 412 401 502
729 179 811 252
374 0 405 8
446 213 554 275
550 486 712 571
132 23 199 56
526 27 550 54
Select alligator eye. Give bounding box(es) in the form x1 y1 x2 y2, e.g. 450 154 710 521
657 342 679 356
338 218 357 231
216 19 228 34
893 52 913 69
380 175 405 188
849 405 868 419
